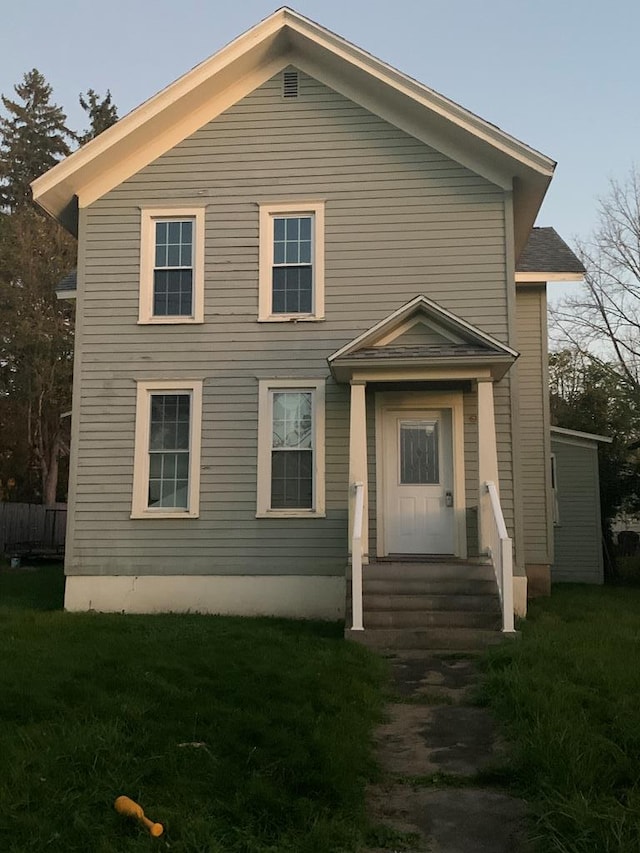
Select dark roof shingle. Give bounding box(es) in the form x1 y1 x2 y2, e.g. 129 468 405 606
337 343 501 361
516 227 584 274
56 269 77 292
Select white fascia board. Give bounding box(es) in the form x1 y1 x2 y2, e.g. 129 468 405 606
285 15 555 177
516 272 584 283
32 6 554 230
551 426 613 444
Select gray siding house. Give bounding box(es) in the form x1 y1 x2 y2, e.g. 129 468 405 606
33 9 584 631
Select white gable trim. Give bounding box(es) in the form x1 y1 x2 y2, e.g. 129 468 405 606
32 7 554 236
328 294 519 363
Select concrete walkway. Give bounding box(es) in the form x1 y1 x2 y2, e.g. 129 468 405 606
366 651 532 853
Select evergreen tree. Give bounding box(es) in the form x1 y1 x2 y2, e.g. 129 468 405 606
0 70 76 503
0 69 74 210
78 88 118 144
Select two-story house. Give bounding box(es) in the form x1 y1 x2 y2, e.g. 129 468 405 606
33 8 584 643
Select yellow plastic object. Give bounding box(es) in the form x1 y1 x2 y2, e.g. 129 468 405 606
114 795 164 837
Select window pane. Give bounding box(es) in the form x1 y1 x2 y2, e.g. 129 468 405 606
299 240 311 264
299 217 311 240
274 218 286 241
156 221 167 243
272 267 312 314
146 393 192 510
285 242 299 264
272 392 312 449
271 449 312 509
274 242 285 265
286 218 299 240
154 219 193 269
400 421 439 484
153 270 193 316
181 220 193 243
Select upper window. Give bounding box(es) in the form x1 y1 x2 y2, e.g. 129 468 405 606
258 201 325 321
256 379 325 517
139 207 205 324
131 380 203 518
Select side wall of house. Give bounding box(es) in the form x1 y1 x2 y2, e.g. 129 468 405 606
515 284 553 592
67 69 512 597
551 435 604 584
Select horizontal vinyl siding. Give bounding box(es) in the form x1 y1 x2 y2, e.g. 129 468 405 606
516 287 551 564
551 437 603 583
71 69 509 577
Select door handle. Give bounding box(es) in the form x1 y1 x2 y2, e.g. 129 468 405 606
445 490 454 507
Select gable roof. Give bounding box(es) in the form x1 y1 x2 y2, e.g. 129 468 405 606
328 295 518 382
516 227 585 281
32 7 554 255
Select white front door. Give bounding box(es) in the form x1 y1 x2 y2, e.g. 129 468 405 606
383 409 455 554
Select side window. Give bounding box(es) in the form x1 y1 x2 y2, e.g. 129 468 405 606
132 381 203 518
258 202 325 321
256 379 325 517
139 208 205 323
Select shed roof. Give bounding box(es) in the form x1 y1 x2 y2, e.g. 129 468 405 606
551 426 612 444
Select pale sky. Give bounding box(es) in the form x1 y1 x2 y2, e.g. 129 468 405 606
2 0 639 280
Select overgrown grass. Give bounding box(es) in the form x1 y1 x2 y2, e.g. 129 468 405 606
481 585 640 853
0 565 386 852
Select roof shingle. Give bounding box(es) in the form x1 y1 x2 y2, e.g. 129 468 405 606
516 227 584 274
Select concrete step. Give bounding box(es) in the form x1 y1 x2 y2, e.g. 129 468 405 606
362 593 501 613
363 609 501 629
346 626 507 651
362 578 498 596
364 561 495 582
361 578 499 596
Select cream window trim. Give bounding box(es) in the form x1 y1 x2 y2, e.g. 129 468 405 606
258 201 325 321
131 379 203 519
256 378 326 518
139 207 205 324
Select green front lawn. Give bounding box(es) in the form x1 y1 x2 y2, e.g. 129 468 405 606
0 565 386 852
481 585 640 853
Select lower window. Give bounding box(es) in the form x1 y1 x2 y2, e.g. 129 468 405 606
131 380 203 518
257 379 325 517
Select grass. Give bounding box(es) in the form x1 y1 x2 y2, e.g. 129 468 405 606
480 584 640 853
0 564 387 852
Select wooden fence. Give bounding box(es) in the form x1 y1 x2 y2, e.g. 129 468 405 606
0 502 67 557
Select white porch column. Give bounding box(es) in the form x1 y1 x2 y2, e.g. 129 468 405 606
477 378 499 554
348 380 368 559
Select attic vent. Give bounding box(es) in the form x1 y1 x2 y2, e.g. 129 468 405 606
282 70 299 98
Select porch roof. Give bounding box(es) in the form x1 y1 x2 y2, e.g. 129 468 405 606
328 295 518 383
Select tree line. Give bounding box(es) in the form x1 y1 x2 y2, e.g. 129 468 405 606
550 168 640 557
0 70 117 503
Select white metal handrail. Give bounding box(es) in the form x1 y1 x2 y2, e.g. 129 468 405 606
351 481 365 631
483 481 514 633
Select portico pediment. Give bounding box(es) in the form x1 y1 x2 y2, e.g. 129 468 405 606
328 295 518 383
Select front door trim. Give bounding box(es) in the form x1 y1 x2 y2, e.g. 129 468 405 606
375 391 467 558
